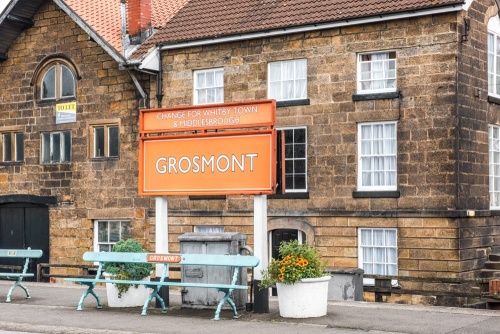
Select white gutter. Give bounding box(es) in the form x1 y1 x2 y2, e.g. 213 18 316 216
159 4 465 51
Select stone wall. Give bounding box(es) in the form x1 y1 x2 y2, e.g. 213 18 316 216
0 2 154 268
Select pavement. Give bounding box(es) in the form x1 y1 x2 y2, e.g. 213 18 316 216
0 280 500 334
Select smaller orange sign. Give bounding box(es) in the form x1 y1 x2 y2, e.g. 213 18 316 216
140 100 275 133
147 254 182 263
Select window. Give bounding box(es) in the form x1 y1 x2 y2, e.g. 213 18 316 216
40 63 76 101
489 125 500 209
488 17 500 97
193 68 223 104
91 124 119 158
280 127 307 192
0 131 23 162
94 220 131 252
358 228 397 284
41 130 71 163
194 226 224 233
358 122 397 191
268 59 307 101
357 51 396 94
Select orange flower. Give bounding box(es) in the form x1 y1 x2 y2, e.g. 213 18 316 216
278 273 284 280
280 267 286 273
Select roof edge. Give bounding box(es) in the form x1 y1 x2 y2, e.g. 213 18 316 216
159 3 465 51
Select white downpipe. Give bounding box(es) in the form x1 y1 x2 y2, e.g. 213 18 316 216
253 195 268 280
155 196 168 277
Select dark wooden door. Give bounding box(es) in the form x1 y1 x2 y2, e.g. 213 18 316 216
271 229 299 296
0 203 50 280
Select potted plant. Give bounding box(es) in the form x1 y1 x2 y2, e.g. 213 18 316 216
260 240 331 318
103 238 154 307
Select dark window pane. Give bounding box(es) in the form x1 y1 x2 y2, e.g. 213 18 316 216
285 160 294 174
285 175 294 190
52 133 61 162
15 133 23 162
3 133 11 162
294 128 306 143
63 131 71 162
108 126 119 157
94 127 104 157
42 66 56 99
295 160 306 173
294 175 306 189
284 129 293 143
295 143 306 158
61 65 75 97
285 144 294 159
42 133 50 163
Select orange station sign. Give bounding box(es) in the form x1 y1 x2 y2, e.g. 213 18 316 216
139 100 277 196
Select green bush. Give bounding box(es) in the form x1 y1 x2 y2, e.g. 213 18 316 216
103 239 154 297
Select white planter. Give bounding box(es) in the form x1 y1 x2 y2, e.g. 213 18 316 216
104 273 151 307
276 276 331 318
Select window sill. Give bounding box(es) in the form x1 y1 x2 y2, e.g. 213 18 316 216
0 161 23 166
352 91 400 102
488 95 500 105
352 190 400 198
268 192 309 199
90 157 119 162
37 97 77 106
276 99 310 108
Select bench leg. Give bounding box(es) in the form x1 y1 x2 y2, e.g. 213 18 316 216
6 278 29 302
77 283 102 311
142 286 166 316
214 288 238 321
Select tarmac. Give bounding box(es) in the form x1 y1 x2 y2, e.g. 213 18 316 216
0 280 500 334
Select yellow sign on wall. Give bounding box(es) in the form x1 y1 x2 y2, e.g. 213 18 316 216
56 102 77 124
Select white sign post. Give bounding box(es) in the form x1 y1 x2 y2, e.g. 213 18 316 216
155 196 169 276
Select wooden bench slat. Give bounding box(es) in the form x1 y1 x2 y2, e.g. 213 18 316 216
0 249 43 258
64 277 248 290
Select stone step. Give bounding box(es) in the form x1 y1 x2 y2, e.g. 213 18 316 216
489 254 500 262
479 269 500 279
484 261 500 270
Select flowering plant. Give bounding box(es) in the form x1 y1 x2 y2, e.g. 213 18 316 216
259 240 327 289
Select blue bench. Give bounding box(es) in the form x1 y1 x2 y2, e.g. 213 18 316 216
0 248 43 302
65 252 259 320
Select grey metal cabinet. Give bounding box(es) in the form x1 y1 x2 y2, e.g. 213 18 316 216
179 232 248 310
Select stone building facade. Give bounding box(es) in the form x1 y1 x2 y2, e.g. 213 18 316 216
0 1 155 274
1 0 500 306
143 0 500 305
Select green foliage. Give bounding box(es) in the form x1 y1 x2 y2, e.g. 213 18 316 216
103 239 154 298
259 240 327 289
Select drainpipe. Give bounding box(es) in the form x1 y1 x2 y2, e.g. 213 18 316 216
156 46 163 107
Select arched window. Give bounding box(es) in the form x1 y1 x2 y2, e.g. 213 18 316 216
35 58 77 101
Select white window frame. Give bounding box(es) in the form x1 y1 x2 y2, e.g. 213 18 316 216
489 125 500 209
41 130 71 164
93 220 131 252
278 126 307 193
193 68 224 105
357 121 397 191
357 51 396 94
358 228 398 285
488 16 500 98
268 59 307 101
0 131 24 163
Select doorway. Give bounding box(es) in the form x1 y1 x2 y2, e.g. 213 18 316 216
0 202 50 280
